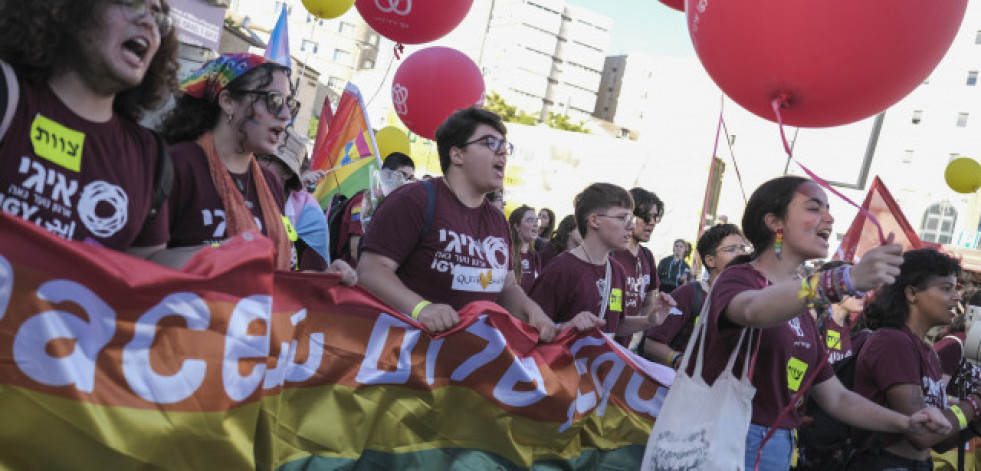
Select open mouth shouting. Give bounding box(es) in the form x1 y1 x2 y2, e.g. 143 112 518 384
121 35 152 67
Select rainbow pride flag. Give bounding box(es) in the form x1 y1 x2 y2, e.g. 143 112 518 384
0 213 672 470
310 83 381 208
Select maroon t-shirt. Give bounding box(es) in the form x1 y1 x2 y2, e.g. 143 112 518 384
538 243 559 268
692 263 834 428
853 326 946 446
647 281 702 349
361 177 512 311
338 190 365 267
166 141 285 247
825 316 854 364
0 71 166 249
519 250 540 292
612 247 655 314
529 251 628 336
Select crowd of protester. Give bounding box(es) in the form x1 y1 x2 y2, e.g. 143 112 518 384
3 2 981 470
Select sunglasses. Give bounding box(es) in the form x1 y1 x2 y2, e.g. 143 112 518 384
114 0 173 36
228 89 300 118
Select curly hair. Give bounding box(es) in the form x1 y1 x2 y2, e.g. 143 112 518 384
159 63 289 150
0 0 179 122
696 223 743 268
548 215 578 253
866 248 961 329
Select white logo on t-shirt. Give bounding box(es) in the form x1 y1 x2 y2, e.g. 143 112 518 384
77 180 128 238
788 318 804 337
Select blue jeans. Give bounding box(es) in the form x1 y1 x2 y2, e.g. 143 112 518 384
745 423 794 471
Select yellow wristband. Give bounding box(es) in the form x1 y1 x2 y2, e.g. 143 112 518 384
950 404 969 430
411 300 431 320
798 273 819 302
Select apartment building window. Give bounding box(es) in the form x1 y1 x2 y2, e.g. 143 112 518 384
300 39 318 54
920 203 957 244
332 49 352 63
274 2 292 15
305 14 323 25
951 153 961 161
969 71 979 86
327 76 345 88
902 150 914 163
976 30 981 44
361 58 375 69
957 112 969 127
338 21 356 34
367 33 380 46
912 110 923 124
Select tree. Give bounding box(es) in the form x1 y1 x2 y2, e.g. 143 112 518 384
483 92 538 126
308 116 319 140
544 112 590 134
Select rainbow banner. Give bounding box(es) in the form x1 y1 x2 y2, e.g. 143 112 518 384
310 83 381 208
0 213 671 470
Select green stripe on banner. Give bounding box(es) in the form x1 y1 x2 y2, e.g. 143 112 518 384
276 446 646 471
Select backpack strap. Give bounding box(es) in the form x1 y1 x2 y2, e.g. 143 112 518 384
143 131 173 230
0 59 20 144
417 179 436 246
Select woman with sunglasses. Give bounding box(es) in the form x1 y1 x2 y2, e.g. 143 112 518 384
692 176 948 470
155 54 323 275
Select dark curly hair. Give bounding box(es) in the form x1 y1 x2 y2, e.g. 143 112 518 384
159 63 290 151
0 0 179 122
866 248 961 329
548 215 578 253
696 223 743 269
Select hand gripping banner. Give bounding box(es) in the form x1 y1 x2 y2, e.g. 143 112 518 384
0 213 672 470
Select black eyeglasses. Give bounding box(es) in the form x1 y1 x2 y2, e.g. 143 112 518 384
463 135 514 155
228 89 300 118
114 0 173 36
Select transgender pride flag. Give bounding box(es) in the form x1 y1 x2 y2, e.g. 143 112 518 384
264 5 291 68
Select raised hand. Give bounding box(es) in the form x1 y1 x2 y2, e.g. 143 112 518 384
849 233 904 291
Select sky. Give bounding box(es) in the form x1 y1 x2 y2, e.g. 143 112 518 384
564 0 695 58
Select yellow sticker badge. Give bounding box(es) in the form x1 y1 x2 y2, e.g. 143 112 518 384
787 357 808 392
609 288 623 312
281 215 298 242
30 114 85 172
826 330 841 350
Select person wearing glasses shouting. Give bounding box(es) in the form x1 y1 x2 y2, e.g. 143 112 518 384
0 0 178 254
358 107 558 341
529 183 676 339
644 223 747 368
156 53 314 274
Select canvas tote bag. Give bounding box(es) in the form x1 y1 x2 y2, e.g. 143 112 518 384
641 295 758 470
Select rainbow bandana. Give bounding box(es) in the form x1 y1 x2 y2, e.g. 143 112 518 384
180 53 270 102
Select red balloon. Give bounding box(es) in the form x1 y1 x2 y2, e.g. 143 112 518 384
659 0 684 12
392 47 485 140
686 0 967 127
356 0 474 45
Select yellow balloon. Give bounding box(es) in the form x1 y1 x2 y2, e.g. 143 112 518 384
302 0 356 19
944 157 981 193
375 126 411 160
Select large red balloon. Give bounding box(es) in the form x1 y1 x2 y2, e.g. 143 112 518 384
392 47 485 140
659 0 683 12
687 0 967 127
356 0 474 45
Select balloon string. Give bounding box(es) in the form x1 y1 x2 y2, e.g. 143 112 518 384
393 43 405 60
720 115 748 204
769 98 886 245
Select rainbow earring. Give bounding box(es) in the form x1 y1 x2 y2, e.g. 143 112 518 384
774 228 783 260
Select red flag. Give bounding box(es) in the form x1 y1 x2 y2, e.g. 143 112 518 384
310 96 334 164
835 176 929 262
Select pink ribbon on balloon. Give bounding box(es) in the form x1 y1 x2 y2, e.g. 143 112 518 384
770 97 886 246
